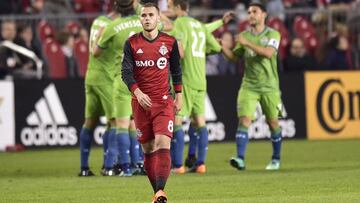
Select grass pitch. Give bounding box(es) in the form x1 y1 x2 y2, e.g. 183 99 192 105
1 140 360 203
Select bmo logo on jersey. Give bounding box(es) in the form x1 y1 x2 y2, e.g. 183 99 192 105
135 60 155 67
157 57 167 69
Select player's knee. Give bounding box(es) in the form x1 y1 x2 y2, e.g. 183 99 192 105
154 135 171 150
267 119 279 131
175 117 182 126
83 118 97 129
239 117 251 128
194 116 205 128
116 118 131 129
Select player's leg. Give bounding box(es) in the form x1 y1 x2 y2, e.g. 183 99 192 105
132 99 157 193
188 90 207 173
185 120 197 168
171 85 192 173
129 119 145 175
230 88 259 171
112 82 132 176
94 85 117 176
149 99 174 202
261 92 282 170
79 85 100 176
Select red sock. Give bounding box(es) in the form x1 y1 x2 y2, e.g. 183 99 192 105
144 152 156 192
154 148 171 192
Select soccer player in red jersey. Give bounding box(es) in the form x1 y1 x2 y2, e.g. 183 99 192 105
121 3 182 203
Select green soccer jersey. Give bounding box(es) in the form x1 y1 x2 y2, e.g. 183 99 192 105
97 15 143 77
233 26 281 93
170 16 222 90
85 15 115 86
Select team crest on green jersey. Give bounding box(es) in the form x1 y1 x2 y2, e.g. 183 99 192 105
260 37 269 46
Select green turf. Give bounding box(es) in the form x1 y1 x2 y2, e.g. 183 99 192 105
1 140 360 203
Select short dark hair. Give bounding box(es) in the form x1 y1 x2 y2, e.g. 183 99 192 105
173 0 189 11
139 0 158 4
248 1 266 12
141 2 160 13
114 0 135 16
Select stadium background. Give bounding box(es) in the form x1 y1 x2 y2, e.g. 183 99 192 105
0 1 359 202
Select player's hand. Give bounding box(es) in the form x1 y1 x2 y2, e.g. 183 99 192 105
222 11 235 24
174 93 182 113
236 34 249 46
134 88 152 109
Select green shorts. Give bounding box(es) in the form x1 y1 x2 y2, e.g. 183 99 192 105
237 88 281 120
177 85 206 118
85 84 113 119
113 75 132 119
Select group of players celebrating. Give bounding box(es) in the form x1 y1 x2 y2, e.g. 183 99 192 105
78 0 283 202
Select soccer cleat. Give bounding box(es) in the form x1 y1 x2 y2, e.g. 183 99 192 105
265 159 280 170
184 156 197 168
230 157 246 170
101 168 117 176
187 164 206 173
119 168 133 177
172 166 185 174
78 169 95 177
153 190 167 203
132 163 147 175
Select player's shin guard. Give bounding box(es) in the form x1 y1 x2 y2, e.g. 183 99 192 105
117 128 131 170
80 127 93 169
102 129 110 167
196 127 208 166
104 128 117 169
270 128 282 160
236 126 249 160
173 126 185 168
155 149 171 192
144 152 157 192
187 123 198 157
129 130 140 166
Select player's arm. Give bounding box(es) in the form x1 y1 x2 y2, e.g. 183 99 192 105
160 13 173 31
236 32 280 59
122 40 152 108
169 40 182 113
222 34 244 62
92 27 106 57
205 11 235 33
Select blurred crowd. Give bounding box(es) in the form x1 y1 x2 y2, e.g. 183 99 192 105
0 0 359 79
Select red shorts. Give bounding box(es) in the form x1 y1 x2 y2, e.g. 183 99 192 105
132 97 174 144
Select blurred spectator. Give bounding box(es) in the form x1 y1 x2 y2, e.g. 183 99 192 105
284 38 318 71
324 35 352 70
206 32 237 75
266 0 285 21
351 33 360 69
24 0 45 14
79 28 89 43
0 20 38 79
15 25 42 60
218 32 237 75
56 31 80 78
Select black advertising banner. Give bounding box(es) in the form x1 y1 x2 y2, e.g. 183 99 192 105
206 73 306 141
15 80 85 148
14 74 306 148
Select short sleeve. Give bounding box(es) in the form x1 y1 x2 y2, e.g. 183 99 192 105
267 30 281 50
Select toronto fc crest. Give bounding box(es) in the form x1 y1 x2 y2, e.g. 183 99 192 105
159 43 168 56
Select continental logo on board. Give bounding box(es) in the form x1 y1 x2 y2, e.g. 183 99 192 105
305 72 360 140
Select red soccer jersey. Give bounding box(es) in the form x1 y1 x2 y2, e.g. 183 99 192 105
122 32 182 101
